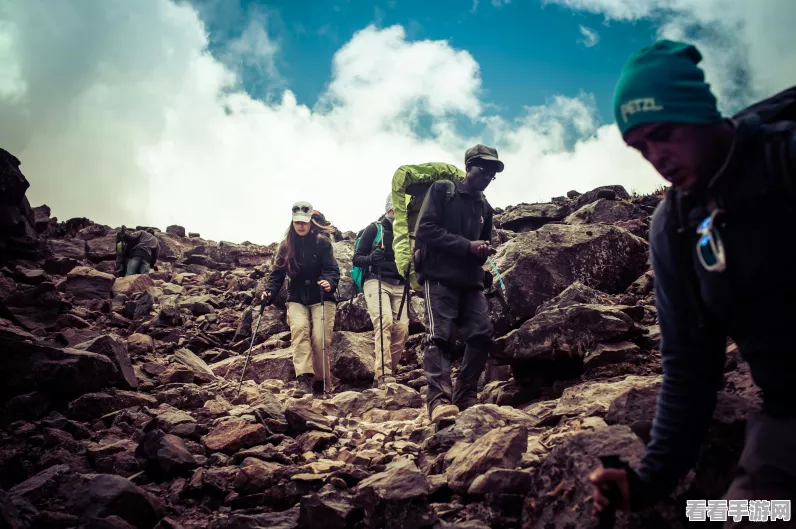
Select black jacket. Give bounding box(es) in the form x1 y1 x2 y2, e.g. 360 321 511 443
637 116 796 502
352 216 404 283
266 234 340 305
126 230 159 265
414 179 493 290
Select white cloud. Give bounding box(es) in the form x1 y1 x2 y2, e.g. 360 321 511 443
578 25 600 47
0 0 791 247
491 0 512 6
546 0 796 113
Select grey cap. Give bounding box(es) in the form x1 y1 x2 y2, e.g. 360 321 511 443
385 192 394 213
465 144 504 172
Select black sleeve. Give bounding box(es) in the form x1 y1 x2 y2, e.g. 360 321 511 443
266 243 288 295
319 238 340 292
151 241 159 266
352 222 378 268
415 182 471 256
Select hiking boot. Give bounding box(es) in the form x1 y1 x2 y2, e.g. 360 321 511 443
295 374 313 397
430 403 459 424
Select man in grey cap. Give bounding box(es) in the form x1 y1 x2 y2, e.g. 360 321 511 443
414 144 503 423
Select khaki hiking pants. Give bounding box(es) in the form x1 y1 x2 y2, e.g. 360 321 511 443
286 301 336 387
363 279 409 378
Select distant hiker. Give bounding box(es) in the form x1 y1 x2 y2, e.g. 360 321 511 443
414 144 503 424
262 201 340 397
122 228 160 276
352 192 409 387
590 39 796 526
114 225 128 277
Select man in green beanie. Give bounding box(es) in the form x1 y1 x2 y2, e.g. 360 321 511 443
590 39 796 527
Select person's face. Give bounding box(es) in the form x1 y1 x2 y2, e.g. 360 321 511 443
624 122 716 190
386 209 395 219
466 161 497 192
293 221 311 236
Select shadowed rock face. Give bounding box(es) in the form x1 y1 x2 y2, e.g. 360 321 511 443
0 170 753 529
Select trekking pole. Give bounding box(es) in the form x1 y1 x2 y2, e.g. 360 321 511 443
320 284 327 397
486 256 506 292
237 303 265 394
377 258 385 382
397 265 411 320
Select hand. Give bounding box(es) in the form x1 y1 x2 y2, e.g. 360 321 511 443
318 280 332 293
370 248 384 264
469 240 493 259
260 291 273 308
589 467 631 518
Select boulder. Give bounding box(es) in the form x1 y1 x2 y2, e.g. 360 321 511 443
48 239 87 260
127 334 154 356
0 339 118 401
65 473 162 529
135 429 197 478
173 348 216 383
1 282 61 331
299 490 362 529
522 423 683 528
166 225 186 238
66 390 157 421
112 275 155 297
210 347 295 384
563 198 649 226
334 295 373 333
355 458 435 529
583 341 641 370
445 424 527 493
496 303 640 364
575 185 630 207
491 224 648 323
495 203 569 233
552 375 662 419
73 334 137 389
201 421 270 454
66 267 115 300
0 149 40 260
85 235 119 262
331 331 375 384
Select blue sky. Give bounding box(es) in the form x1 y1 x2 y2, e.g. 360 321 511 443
2 0 793 244
195 0 658 127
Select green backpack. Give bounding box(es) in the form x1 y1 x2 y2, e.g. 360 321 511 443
350 221 384 294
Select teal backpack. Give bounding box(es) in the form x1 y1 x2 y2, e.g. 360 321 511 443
351 221 384 294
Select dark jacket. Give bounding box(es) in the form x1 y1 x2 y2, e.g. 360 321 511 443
126 230 159 265
414 179 493 290
266 233 340 305
637 116 796 503
352 216 404 283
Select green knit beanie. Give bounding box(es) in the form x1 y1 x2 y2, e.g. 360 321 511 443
613 39 723 136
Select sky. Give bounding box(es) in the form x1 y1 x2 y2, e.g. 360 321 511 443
1 0 794 245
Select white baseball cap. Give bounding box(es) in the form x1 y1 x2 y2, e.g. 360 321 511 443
291 201 313 223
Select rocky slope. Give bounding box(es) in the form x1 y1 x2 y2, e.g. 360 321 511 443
0 151 760 529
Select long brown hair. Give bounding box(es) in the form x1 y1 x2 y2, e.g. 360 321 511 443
274 213 336 277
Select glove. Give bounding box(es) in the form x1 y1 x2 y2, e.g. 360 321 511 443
483 270 493 289
370 247 385 264
260 291 273 309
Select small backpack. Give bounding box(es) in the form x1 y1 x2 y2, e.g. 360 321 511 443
350 221 384 294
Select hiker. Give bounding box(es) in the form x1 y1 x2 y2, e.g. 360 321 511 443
352 192 409 387
414 144 503 423
114 225 128 277
122 228 159 276
262 201 340 397
590 40 796 526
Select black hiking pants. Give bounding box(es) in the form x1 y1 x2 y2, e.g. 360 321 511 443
422 279 493 414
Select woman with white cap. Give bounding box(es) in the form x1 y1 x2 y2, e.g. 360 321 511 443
263 201 340 397
351 192 409 387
